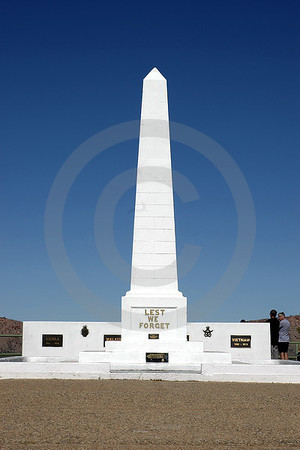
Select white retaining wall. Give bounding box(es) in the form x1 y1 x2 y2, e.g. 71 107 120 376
22 322 121 359
23 321 270 361
188 322 270 361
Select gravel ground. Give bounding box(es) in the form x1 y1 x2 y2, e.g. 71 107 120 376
0 380 299 449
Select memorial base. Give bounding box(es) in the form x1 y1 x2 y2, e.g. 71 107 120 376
78 339 232 368
78 349 231 366
121 291 188 343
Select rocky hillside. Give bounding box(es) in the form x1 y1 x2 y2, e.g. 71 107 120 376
287 315 300 342
0 317 22 355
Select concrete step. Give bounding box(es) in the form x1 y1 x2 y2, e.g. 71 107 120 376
105 340 204 352
110 363 202 373
202 361 300 375
78 350 232 364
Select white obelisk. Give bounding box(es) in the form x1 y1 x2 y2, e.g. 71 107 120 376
79 69 229 367
122 68 187 342
131 67 178 292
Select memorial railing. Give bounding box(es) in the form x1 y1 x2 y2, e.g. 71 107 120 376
0 334 22 357
289 341 300 361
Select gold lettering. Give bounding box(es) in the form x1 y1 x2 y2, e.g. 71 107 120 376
161 323 165 329
145 309 149 315
155 309 159 315
149 323 154 329
148 316 154 322
139 323 143 328
165 323 170 329
161 309 165 316
154 316 158 322
155 323 160 329
150 309 154 315
144 323 149 328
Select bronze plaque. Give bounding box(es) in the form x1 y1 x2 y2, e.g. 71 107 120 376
146 352 168 363
42 334 63 347
148 334 159 339
231 335 251 348
104 334 121 347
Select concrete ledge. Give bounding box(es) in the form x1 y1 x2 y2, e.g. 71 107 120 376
202 361 300 375
0 362 111 379
0 360 299 382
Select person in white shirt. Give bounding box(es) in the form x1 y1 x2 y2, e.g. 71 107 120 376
278 312 290 360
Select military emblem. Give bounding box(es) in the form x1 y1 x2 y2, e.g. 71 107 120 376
81 325 89 337
203 326 213 337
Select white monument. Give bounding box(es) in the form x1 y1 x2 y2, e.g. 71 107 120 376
78 68 231 367
122 67 188 344
15 67 293 381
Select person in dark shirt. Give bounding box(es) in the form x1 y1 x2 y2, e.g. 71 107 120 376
266 309 279 359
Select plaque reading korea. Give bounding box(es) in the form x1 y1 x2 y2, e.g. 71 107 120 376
231 335 251 348
146 353 168 362
42 334 63 347
103 334 121 347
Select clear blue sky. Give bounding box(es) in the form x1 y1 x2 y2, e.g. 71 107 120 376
1 1 299 323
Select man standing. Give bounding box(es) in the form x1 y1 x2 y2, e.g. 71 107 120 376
278 312 290 360
266 309 279 359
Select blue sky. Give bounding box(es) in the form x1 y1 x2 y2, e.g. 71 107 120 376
1 1 299 323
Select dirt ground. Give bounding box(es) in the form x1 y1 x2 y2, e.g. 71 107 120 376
0 380 299 449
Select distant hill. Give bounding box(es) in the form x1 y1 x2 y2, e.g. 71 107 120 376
0 317 22 355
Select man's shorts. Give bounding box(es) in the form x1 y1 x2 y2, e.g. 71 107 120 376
278 342 289 353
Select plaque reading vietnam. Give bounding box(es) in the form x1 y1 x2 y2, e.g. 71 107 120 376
231 335 251 348
42 334 63 347
103 335 121 347
146 353 169 362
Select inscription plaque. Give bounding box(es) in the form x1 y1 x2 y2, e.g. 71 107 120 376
131 307 177 331
231 335 251 348
42 334 63 347
148 334 159 339
146 352 168 363
104 334 121 347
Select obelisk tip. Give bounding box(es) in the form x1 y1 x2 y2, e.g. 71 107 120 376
144 67 166 80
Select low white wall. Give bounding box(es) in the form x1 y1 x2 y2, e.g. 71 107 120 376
187 322 270 361
22 322 121 359
23 321 270 361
